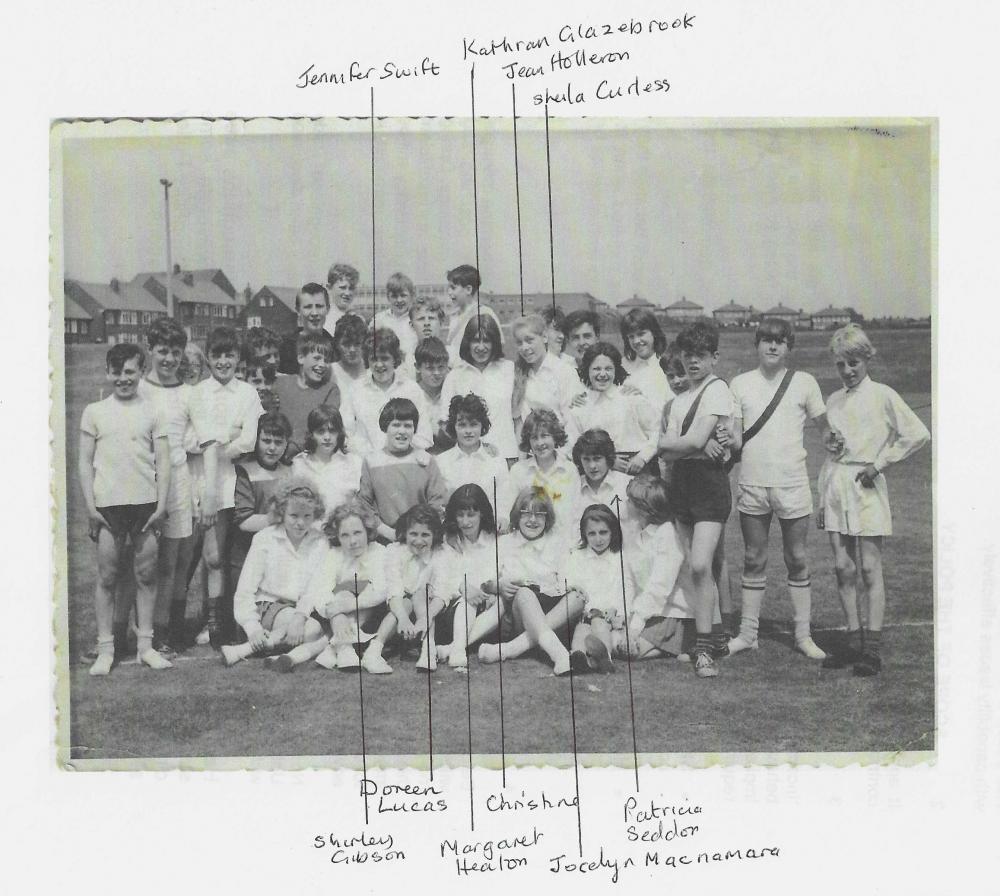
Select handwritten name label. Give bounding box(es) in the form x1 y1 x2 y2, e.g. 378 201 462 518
360 778 448 814
312 831 406 865
440 827 544 875
485 790 578 813
624 796 702 842
296 58 441 88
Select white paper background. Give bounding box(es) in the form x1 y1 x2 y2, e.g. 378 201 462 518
6 0 998 891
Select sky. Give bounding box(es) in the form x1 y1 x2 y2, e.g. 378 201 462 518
58 119 932 318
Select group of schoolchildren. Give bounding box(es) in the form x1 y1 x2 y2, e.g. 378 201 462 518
78 260 930 683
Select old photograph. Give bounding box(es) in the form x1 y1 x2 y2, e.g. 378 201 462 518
52 117 934 766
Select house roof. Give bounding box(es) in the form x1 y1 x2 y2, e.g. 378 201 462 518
714 301 750 313
812 305 853 317
666 298 703 310
132 271 239 307
763 303 800 316
618 294 656 309
68 279 167 313
254 285 300 313
64 296 92 319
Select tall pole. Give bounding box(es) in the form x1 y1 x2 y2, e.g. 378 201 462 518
160 178 174 318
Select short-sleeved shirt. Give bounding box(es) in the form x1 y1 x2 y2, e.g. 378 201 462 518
623 354 671 413
138 378 196 467
665 377 734 457
730 368 825 487
291 451 364 516
80 394 163 507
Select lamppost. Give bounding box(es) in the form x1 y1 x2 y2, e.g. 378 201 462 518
160 178 173 318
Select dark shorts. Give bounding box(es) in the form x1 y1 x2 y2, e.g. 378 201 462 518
97 503 157 542
669 459 732 525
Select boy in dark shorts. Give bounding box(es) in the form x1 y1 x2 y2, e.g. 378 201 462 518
78 343 172 675
656 319 736 678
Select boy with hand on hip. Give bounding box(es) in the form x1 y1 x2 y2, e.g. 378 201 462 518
79 343 172 675
727 318 831 660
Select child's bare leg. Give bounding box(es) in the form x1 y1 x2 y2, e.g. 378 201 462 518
713 531 733 617
732 512 770 652
113 544 136 653
481 592 584 662
446 601 474 666
89 529 122 675
780 515 824 658
466 602 502 649
271 618 325 670
362 604 403 673
689 521 725 672
415 596 445 670
825 533 864 666
133 531 172 669
570 620 591 653
854 536 885 672
591 617 614 654
511 587 572 674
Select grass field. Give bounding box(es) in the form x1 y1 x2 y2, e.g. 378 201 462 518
60 328 934 761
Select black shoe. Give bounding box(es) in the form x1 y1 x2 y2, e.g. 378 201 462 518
570 650 593 674
852 652 882 677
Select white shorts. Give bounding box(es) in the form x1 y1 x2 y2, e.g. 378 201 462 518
162 463 193 539
817 460 892 537
737 482 813 520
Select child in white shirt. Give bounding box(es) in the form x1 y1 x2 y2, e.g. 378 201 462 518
290 405 363 518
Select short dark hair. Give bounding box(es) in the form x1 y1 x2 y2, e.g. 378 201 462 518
365 328 402 366
619 309 667 361
659 340 686 377
444 484 496 547
578 341 628 388
332 314 368 358
296 282 330 309
386 272 415 297
206 327 240 357
755 317 795 349
296 331 335 361
106 342 145 373
540 306 566 331
578 503 623 553
305 405 347 454
246 326 280 355
564 309 600 338
413 336 449 368
676 318 719 355
327 263 359 288
395 502 445 546
518 408 568 456
446 393 492 440
146 317 187 350
257 411 292 441
446 264 481 292
458 314 503 366
571 428 617 473
378 397 419 432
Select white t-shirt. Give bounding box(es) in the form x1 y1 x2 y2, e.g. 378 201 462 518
138 378 196 467
435 444 512 515
439 359 518 458
80 394 164 507
730 368 825 486
628 521 695 623
291 451 364 518
445 302 503 361
566 546 633 617
623 354 671 413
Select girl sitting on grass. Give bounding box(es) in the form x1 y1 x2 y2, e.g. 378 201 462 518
476 488 584 676
359 503 447 674
567 504 633 673
221 478 329 668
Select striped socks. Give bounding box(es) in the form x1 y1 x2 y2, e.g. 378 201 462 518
738 575 767 642
788 577 813 642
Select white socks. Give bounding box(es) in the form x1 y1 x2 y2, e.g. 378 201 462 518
738 576 767 643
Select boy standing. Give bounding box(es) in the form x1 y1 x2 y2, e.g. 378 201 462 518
372 272 418 363
728 319 830 660
410 295 446 344
324 262 362 336
191 326 265 645
278 283 336 375
271 332 341 456
79 344 172 674
563 309 600 370
445 264 502 362
656 319 734 678
413 337 451 452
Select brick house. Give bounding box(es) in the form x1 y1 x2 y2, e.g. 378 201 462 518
664 297 704 323
132 266 241 344
811 305 853 330
713 300 752 327
64 278 168 345
241 285 300 334
63 296 94 344
762 303 802 326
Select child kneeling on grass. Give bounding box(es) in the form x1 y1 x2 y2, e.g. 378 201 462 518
222 478 329 667
818 324 930 677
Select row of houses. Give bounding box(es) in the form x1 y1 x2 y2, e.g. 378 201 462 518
617 295 857 330
62 265 862 347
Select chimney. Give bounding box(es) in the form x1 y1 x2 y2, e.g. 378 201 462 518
110 277 120 293
173 263 181 275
